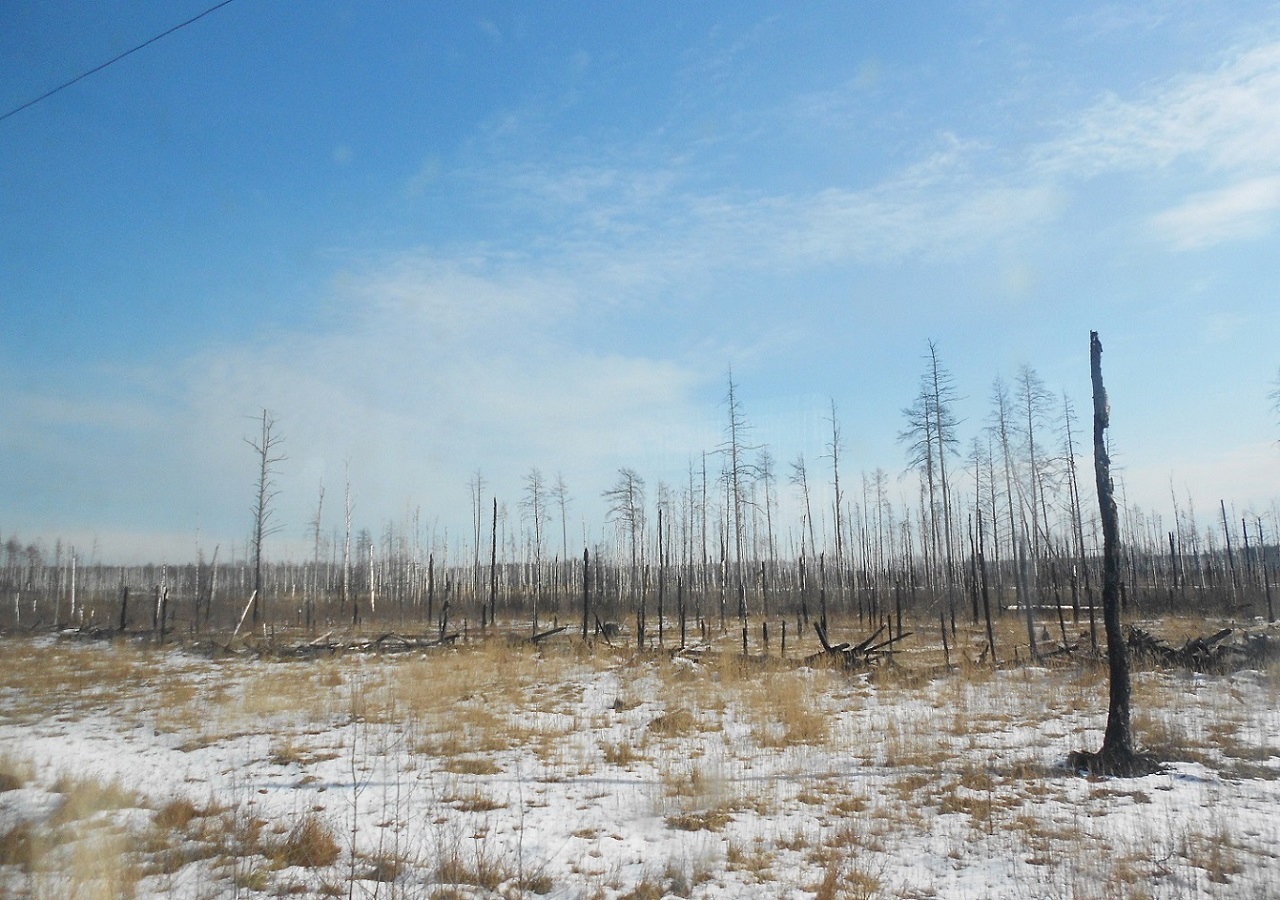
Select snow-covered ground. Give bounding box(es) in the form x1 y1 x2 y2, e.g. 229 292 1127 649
1 630 1278 898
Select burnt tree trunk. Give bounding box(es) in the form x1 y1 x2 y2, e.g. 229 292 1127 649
1071 331 1148 776
581 547 590 641
489 497 499 627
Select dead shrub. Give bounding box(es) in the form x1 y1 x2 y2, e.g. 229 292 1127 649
665 807 732 832
441 755 501 775
436 848 509 891
648 708 697 737
276 814 341 868
153 796 203 830
0 820 40 871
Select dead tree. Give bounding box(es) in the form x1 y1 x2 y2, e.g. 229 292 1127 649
246 409 286 626
581 547 590 640
1070 331 1149 776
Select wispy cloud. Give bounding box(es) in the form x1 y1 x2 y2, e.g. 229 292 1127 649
156 251 716 547
466 142 1062 289
1037 42 1280 176
1149 175 1280 248
1031 38 1280 251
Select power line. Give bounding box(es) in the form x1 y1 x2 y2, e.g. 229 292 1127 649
0 0 238 124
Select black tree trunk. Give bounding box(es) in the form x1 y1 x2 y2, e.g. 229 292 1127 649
1071 331 1151 776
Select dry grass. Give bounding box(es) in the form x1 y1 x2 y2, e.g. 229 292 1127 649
601 739 646 766
743 671 831 749
1 618 1278 898
0 754 32 793
440 755 502 775
0 773 146 899
648 707 698 737
435 841 511 891
274 813 341 868
665 807 734 832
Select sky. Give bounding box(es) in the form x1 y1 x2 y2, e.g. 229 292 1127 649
2 1 1278 565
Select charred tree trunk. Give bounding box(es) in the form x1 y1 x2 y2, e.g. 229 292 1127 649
977 509 996 665
581 547 590 641
1071 331 1149 776
489 497 499 627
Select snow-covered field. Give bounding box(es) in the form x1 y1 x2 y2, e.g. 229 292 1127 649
1 628 1278 899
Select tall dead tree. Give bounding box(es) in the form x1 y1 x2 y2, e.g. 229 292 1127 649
1060 393 1091 628
522 467 547 631
988 376 1021 610
789 454 818 562
470 470 486 605
246 409 285 626
826 400 845 584
552 472 571 597
1072 331 1145 776
721 371 758 593
900 342 961 622
604 467 646 638
308 482 324 631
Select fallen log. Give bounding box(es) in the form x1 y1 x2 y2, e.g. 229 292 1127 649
1127 625 1278 672
807 622 907 668
531 625 569 644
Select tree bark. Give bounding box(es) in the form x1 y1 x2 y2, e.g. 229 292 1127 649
1071 331 1147 776
581 547 590 641
489 497 499 627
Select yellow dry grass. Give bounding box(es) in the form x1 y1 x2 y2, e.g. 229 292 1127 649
0 615 1276 898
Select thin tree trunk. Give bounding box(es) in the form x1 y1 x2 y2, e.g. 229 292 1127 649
582 547 590 640
489 497 499 627
1072 331 1142 776
978 509 996 664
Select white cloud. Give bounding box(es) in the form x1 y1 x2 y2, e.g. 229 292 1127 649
1038 41 1280 177
160 253 715 551
1149 175 1280 248
476 148 1061 286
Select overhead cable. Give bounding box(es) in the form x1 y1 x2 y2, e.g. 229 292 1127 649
0 0 238 124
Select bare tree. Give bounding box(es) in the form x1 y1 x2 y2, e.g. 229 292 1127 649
308 481 324 630
604 468 646 573
604 467 646 640
755 448 778 569
551 472 571 567
245 409 285 626
988 376 1021 607
789 453 818 560
899 343 960 604
721 371 758 590
1060 392 1092 628
521 467 547 629
343 460 353 624
1071 331 1145 776
1271 368 1280 435
470 470 486 603
826 399 845 570
1016 364 1056 557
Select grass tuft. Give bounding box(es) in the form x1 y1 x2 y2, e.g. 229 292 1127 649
275 813 341 868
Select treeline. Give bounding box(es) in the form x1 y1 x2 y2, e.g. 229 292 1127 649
2 342 1277 644
0 522 1274 644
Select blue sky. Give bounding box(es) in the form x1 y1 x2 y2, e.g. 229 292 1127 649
2 1 1278 563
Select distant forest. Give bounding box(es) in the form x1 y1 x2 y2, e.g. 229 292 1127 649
3 345 1277 641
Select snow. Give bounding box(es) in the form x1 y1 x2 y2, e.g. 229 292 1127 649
1 633 1278 898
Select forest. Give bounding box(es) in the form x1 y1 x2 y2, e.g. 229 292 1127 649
1 338 1278 899
2 343 1276 653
